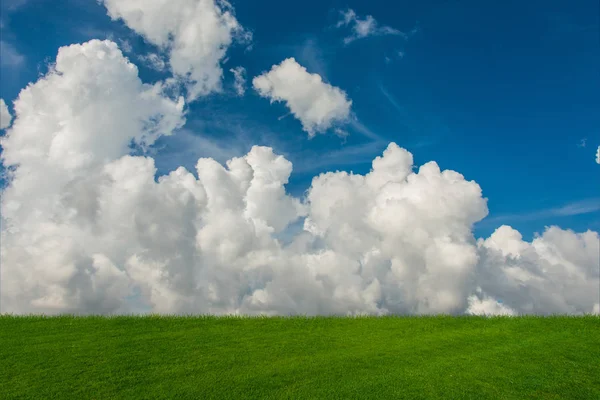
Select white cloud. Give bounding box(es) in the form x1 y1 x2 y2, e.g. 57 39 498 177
101 0 251 101
476 226 599 315
118 39 133 53
336 9 405 44
253 58 352 137
596 146 599 164
466 288 517 316
0 99 12 129
138 53 166 71
1 40 599 317
0 39 188 314
230 66 246 96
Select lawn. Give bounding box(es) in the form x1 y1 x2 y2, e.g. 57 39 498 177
1 315 598 399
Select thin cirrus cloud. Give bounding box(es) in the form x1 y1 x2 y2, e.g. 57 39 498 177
0 40 25 67
0 1 598 317
253 58 352 137
336 9 405 45
478 198 600 227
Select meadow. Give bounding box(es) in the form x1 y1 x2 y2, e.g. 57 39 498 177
1 315 598 399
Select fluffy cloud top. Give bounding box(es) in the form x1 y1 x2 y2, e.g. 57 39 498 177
0 98 12 129
253 58 352 137
101 0 250 100
1 39 598 317
336 9 404 44
596 146 599 164
230 66 246 96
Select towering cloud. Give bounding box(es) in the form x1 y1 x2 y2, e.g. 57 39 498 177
253 58 352 137
101 0 250 100
0 40 186 313
1 39 598 317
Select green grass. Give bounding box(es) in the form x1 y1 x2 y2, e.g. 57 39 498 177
1 315 598 399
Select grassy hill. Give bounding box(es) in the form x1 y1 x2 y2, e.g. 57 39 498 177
1 315 598 399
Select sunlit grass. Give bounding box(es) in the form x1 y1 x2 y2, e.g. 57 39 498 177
1 314 598 399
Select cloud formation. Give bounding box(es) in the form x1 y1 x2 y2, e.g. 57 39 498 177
336 9 404 44
1 39 598 317
596 146 599 164
230 66 246 96
0 99 11 129
138 52 166 71
253 58 352 137
0 40 25 67
101 0 250 100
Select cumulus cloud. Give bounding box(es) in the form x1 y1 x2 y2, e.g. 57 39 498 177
230 66 246 96
466 288 517 316
1 39 598 317
0 98 12 129
336 9 404 44
476 226 600 315
101 0 250 101
253 58 352 136
596 146 599 164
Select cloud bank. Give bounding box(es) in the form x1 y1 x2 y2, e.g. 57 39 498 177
101 0 250 100
253 58 352 137
0 40 598 317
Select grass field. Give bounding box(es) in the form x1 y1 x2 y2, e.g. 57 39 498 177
1 315 599 399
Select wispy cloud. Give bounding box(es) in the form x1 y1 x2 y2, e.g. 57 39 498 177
139 53 167 72
151 128 248 176
335 9 405 45
2 0 29 11
291 139 386 174
230 66 247 96
480 198 600 226
377 82 444 147
296 39 328 79
290 117 388 174
0 40 25 67
348 118 384 142
378 83 406 115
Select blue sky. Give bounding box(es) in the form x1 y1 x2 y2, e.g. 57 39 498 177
1 0 599 241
